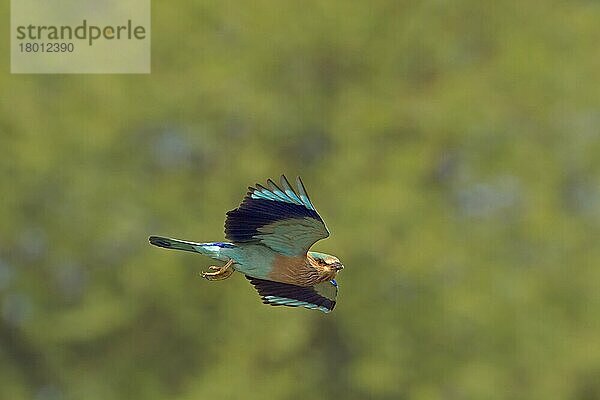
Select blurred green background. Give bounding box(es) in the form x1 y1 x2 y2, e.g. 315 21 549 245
2 1 600 399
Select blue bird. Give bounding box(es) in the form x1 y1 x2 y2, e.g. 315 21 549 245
149 175 344 313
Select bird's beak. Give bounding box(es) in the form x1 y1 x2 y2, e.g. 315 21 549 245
334 262 344 271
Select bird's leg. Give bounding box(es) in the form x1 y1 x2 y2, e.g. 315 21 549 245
201 259 234 281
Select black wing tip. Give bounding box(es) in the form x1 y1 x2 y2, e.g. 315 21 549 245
254 183 269 192
246 175 308 202
295 176 311 198
268 174 314 204
255 175 296 189
267 178 285 193
279 174 295 191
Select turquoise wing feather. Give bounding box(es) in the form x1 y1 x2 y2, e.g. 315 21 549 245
225 175 329 256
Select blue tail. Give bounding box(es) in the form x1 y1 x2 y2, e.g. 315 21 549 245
149 236 235 261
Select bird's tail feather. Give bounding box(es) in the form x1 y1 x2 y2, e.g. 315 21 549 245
149 236 234 261
149 236 203 253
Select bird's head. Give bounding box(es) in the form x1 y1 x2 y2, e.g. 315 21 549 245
308 251 344 279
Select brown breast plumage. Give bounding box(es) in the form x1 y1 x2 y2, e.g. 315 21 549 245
268 254 325 286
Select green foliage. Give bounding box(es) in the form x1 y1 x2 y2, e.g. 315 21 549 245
1 1 600 399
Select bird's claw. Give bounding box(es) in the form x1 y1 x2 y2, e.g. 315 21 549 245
200 260 234 281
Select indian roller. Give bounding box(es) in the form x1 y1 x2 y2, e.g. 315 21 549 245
149 175 344 313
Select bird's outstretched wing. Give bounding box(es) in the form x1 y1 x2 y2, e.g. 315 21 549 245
246 276 337 313
225 175 329 256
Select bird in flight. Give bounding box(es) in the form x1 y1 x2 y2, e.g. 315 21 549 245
149 175 344 313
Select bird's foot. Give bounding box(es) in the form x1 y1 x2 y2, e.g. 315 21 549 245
201 259 234 281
